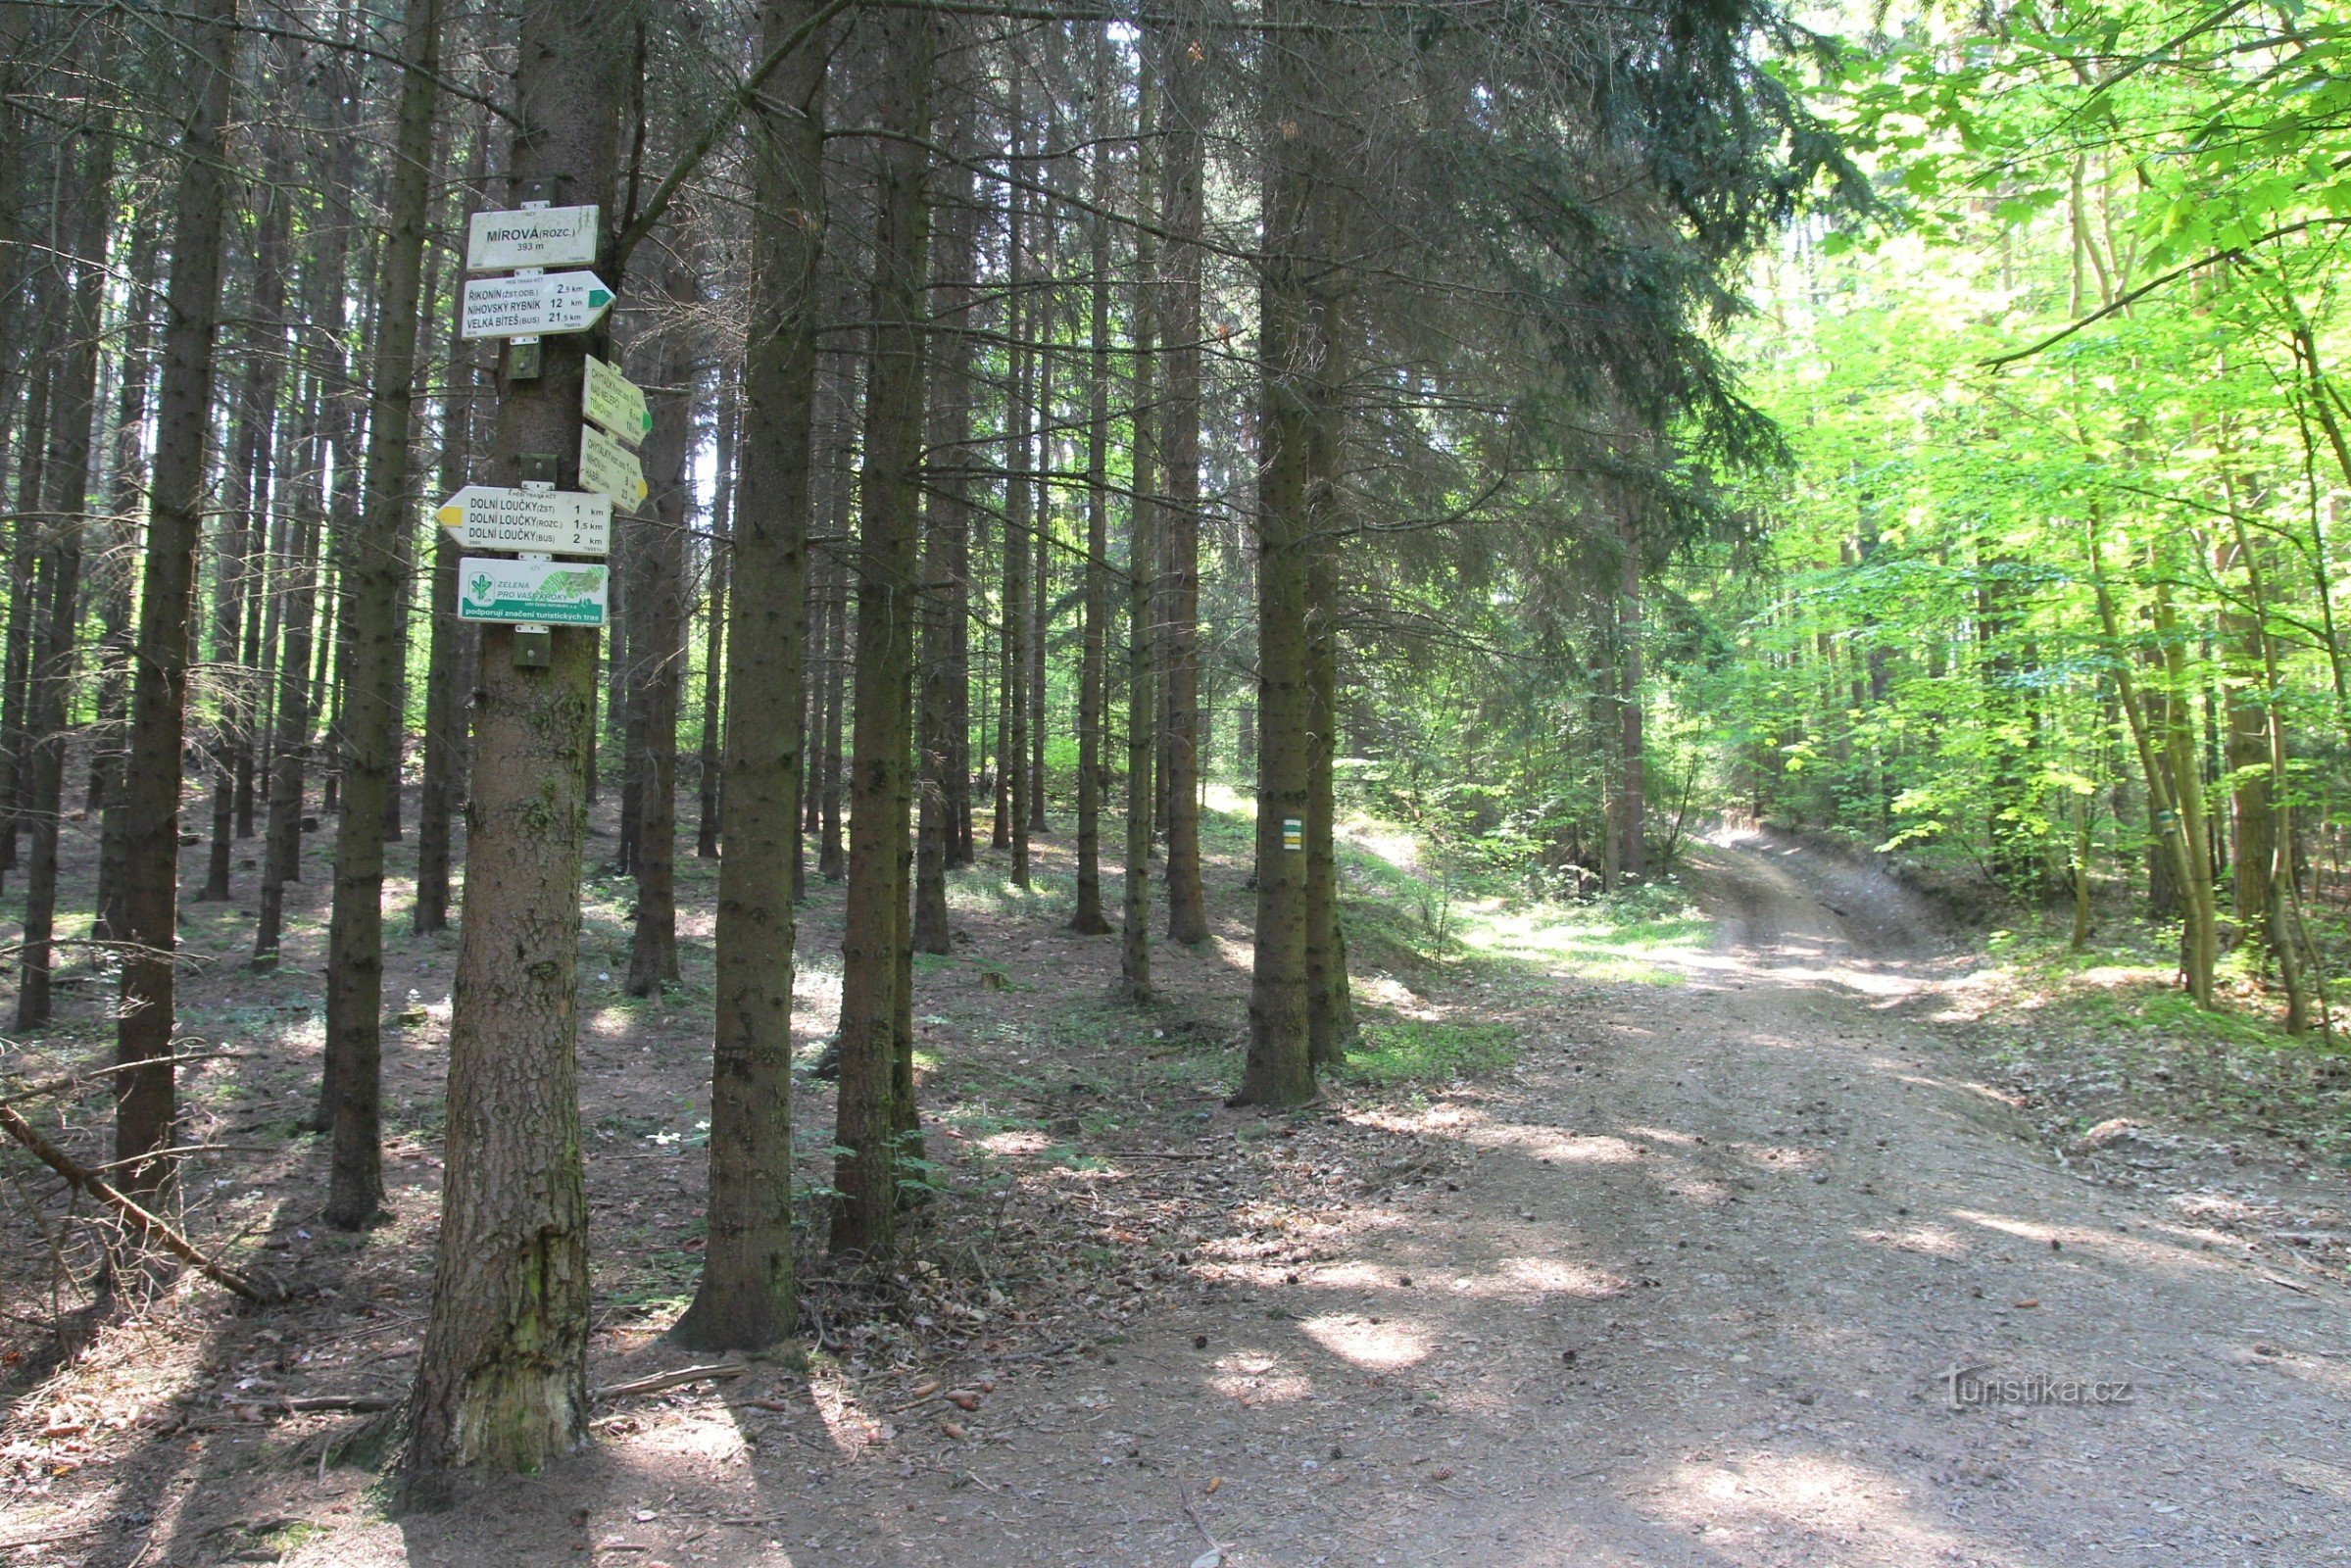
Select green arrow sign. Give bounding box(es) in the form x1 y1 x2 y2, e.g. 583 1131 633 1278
583 357 653 450
460 270 615 339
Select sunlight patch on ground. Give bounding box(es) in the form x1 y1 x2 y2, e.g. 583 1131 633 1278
1850 1223 1970 1259
1455 902 1711 988
1201 782 1254 819
1209 1348 1311 1406
1494 1255 1626 1297
1465 1121 1644 1164
1337 814 1420 873
1729 1141 1825 1173
978 1129 1048 1155
1641 1450 1967 1558
1298 1311 1431 1369
641 1412 750 1465
808 1369 895 1454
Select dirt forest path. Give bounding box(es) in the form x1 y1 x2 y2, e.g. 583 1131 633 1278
371 831 2351 1568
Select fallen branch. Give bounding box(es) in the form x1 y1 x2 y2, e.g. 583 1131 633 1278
0 1050 244 1109
591 1362 747 1402
279 1393 398 1413
0 1523 104 1551
0 1103 280 1303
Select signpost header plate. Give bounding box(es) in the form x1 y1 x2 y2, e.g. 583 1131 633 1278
466 205 601 271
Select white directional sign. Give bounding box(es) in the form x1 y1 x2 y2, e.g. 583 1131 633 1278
435 485 612 556
582 357 653 449
578 422 648 510
460 270 614 339
459 557 609 626
466 205 601 271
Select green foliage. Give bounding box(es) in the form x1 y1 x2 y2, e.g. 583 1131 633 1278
1342 1016 1517 1086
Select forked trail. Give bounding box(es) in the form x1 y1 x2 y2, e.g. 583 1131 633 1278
383 834 2350 1567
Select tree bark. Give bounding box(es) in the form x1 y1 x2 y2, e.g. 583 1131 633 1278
402 0 625 1502
1120 56 1159 1003
1069 39 1113 937
2 337 52 891
667 0 829 1353
1617 509 1646 880
253 395 323 964
1302 300 1351 1070
17 80 114 1032
321 0 442 1232
625 252 697 997
416 129 487 934
694 366 735 860
1158 35 1208 946
1001 97 1032 878
117 0 238 1196
915 100 977 956
2222 537 2274 964
1239 0 1339 1107
832 0 932 1260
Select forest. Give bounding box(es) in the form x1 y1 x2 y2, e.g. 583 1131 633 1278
4 0 2351 1563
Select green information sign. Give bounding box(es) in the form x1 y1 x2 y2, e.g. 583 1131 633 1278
1282 817 1303 852
459 557 609 626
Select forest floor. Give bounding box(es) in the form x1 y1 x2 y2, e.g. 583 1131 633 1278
3 792 2351 1567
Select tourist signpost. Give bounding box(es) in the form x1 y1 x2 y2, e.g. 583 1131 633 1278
460 270 615 339
435 485 612 555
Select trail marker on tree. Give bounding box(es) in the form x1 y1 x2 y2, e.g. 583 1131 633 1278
578 421 647 508
582 356 652 447
435 484 612 555
460 270 614 339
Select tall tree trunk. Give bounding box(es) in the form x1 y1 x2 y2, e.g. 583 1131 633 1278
91 210 164 834
402 0 625 1501
1029 338 1053 837
2153 566 2221 1005
612 507 641 875
819 520 848 880
416 130 486 934
695 366 735 860
322 0 442 1232
1159 36 1208 945
2086 510 2214 1008
667 0 828 1352
3 319 55 890
1001 100 1031 877
1121 58 1159 1003
253 394 323 964
2222 535 2274 965
832 0 932 1260
0 11 33 887
1070 38 1113 935
17 85 114 1031
915 101 977 956
117 0 237 1196
1239 0 1336 1107
1302 305 1351 1069
625 252 697 997
1618 508 1646 880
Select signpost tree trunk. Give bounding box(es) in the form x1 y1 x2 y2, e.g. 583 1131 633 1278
403 0 625 1505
